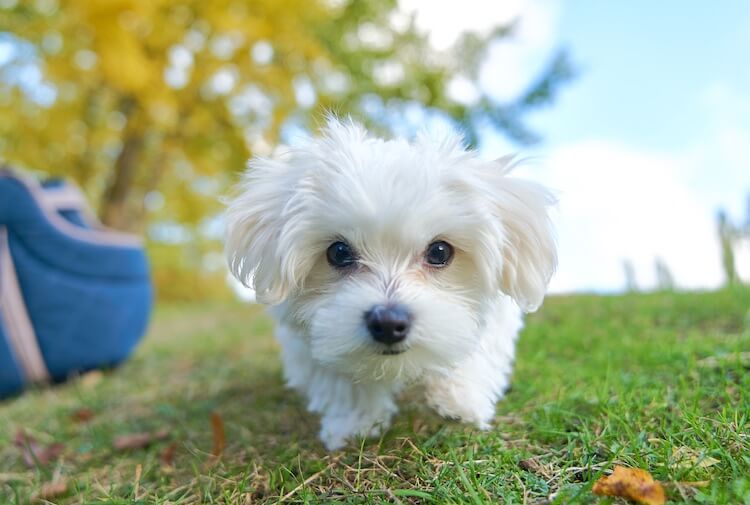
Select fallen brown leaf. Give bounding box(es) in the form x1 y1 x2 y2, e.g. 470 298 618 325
113 430 170 451
672 446 720 470
31 480 68 502
519 458 538 471
211 412 226 458
592 465 666 505
71 408 95 423
160 442 178 466
519 458 554 480
13 431 65 468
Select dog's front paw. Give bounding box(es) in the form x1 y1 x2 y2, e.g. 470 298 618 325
424 375 497 429
319 412 393 450
319 425 349 451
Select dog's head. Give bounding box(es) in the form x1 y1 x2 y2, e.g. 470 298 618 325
225 120 556 381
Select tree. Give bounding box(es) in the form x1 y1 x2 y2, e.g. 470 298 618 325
654 257 675 291
717 210 738 286
0 0 572 299
623 259 638 292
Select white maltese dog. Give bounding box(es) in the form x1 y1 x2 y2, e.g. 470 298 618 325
225 119 557 450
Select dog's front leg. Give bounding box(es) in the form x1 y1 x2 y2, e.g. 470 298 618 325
422 343 515 429
423 303 520 429
315 378 398 450
278 328 398 450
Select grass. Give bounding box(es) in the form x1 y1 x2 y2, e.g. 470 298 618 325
1 288 749 504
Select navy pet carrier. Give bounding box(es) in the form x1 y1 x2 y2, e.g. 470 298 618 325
0 169 152 398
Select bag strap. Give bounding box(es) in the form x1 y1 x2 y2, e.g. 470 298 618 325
43 184 90 211
43 183 104 230
3 170 142 247
0 227 50 384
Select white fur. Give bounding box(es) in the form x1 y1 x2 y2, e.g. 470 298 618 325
225 119 557 450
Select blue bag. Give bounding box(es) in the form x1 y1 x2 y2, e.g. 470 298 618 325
0 169 152 399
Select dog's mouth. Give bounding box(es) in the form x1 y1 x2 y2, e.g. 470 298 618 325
380 348 407 356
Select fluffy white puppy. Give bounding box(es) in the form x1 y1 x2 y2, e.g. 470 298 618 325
225 119 557 450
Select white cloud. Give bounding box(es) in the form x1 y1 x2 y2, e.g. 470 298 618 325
523 141 726 293
479 0 560 102
399 0 527 50
400 0 561 102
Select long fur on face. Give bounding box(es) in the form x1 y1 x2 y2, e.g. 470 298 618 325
225 118 557 448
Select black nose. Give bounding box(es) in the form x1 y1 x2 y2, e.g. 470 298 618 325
364 304 412 344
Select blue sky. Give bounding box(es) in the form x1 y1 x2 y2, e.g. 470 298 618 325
407 0 750 292
538 2 750 151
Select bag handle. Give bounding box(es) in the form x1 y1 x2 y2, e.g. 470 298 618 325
43 183 91 212
0 227 50 384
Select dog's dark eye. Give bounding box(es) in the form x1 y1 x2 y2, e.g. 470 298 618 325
425 241 454 267
327 241 357 268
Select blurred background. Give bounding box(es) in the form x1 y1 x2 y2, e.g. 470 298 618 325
1 0 748 302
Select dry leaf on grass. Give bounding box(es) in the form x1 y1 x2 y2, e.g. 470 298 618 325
113 430 170 451
518 458 555 481
672 446 720 469
13 431 65 468
160 442 178 466
592 465 666 505
211 412 226 458
70 408 95 423
31 480 68 502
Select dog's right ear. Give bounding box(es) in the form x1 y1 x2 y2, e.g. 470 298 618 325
468 156 558 313
225 157 302 305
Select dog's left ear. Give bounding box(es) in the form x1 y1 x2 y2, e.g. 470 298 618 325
476 157 558 312
224 157 313 305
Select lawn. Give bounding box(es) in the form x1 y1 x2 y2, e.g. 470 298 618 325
1 288 749 504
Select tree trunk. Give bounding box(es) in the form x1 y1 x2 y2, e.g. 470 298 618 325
100 132 144 230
